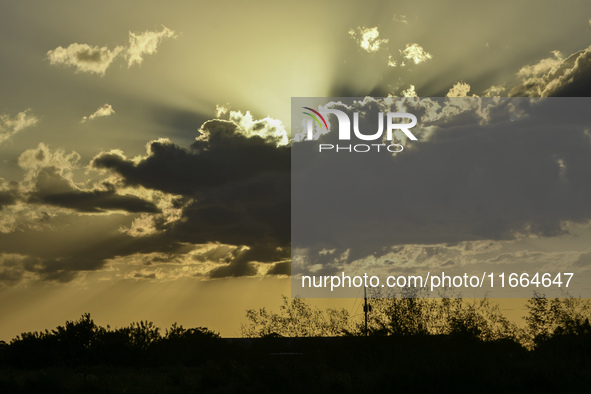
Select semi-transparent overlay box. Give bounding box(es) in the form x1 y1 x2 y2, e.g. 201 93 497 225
291 97 591 298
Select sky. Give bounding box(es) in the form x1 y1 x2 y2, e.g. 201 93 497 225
1 0 591 339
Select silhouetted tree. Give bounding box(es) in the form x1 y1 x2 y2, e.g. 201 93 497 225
523 292 591 349
241 295 352 337
365 292 516 341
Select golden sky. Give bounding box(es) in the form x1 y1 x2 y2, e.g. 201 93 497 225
1 0 591 339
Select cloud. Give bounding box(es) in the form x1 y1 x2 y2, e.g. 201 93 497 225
28 167 160 213
483 85 506 97
47 26 177 75
510 46 591 97
81 104 115 123
392 14 408 24
98 243 289 282
0 144 135 235
214 105 288 146
15 143 160 214
18 142 81 184
517 50 563 79
91 111 291 278
446 82 476 97
101 244 258 281
387 55 397 67
92 117 290 196
347 26 431 69
0 179 19 210
317 241 585 281
0 254 43 287
400 43 432 65
266 261 290 276
0 110 38 145
401 85 418 97
47 43 125 76
127 25 177 67
119 188 189 237
349 26 388 53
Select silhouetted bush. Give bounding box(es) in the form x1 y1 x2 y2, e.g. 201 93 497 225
1 314 222 369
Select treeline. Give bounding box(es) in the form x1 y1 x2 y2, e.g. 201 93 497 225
0 294 591 368
1 295 590 392
241 293 591 349
1 294 590 368
0 315 224 368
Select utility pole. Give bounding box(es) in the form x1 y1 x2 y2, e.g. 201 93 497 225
363 286 371 336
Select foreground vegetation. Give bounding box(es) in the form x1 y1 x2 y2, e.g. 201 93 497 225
242 293 591 349
0 294 589 392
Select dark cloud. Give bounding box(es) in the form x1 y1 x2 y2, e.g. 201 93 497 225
0 179 18 209
0 254 40 287
208 260 258 279
28 167 160 214
92 120 290 194
266 261 290 276
0 226 192 284
0 192 17 208
573 251 591 268
91 117 291 278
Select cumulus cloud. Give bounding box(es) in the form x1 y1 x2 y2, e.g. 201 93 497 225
510 46 591 97
126 25 177 67
446 82 476 97
387 55 397 67
47 26 177 75
18 142 81 183
483 85 506 97
0 109 38 145
400 43 432 65
401 85 418 97
349 26 389 53
81 103 115 123
214 105 288 146
517 50 563 79
47 43 124 76
347 26 431 69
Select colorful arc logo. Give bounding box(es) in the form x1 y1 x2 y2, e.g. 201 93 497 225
302 107 328 131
